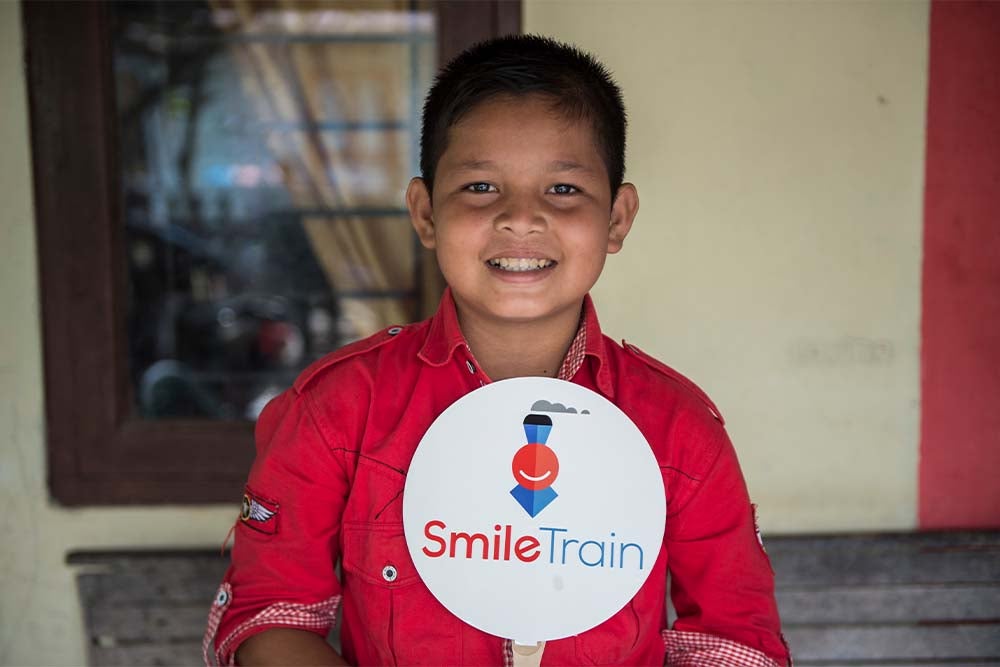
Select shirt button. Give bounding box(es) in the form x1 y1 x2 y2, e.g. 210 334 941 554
466 360 475 374
382 565 398 582
387 326 402 336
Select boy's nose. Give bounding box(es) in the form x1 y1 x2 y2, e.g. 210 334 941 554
492 198 546 236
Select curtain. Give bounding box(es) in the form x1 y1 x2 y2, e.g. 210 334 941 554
211 0 435 337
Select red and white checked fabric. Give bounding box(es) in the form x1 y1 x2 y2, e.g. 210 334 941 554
663 629 785 667
203 583 233 666
556 316 587 381
203 585 341 666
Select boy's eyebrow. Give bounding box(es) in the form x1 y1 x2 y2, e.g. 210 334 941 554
453 159 499 172
548 160 597 174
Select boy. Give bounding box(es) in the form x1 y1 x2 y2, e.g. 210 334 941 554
205 35 789 666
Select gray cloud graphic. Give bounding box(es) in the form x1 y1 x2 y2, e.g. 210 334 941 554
531 399 590 415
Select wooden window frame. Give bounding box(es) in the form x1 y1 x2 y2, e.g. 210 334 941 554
24 0 520 506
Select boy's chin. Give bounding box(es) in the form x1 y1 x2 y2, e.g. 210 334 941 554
458 294 586 326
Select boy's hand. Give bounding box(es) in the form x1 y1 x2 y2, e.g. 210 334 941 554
236 628 348 666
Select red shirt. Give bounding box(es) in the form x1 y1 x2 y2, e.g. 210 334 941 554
205 290 789 666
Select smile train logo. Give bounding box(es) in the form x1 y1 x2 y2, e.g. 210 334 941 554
510 414 559 517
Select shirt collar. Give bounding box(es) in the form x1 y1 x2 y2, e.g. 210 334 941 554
417 287 470 368
417 288 615 398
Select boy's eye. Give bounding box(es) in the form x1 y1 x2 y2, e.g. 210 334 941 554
464 182 498 194
549 184 579 195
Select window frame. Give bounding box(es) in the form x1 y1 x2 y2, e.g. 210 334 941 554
24 0 520 505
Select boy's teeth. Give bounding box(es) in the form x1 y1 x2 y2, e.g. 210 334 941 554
489 258 554 272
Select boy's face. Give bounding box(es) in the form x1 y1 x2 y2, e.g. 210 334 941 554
407 95 638 330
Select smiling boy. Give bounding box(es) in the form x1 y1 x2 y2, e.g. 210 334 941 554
406 93 636 383
205 35 789 666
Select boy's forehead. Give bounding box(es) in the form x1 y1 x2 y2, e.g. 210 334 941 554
452 94 584 137
440 96 605 171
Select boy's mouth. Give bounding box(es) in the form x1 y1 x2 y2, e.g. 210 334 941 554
486 257 556 272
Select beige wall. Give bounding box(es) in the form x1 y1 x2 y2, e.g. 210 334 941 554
526 0 929 533
1 1 929 664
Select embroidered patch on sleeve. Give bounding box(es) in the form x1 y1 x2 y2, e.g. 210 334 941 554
240 487 279 535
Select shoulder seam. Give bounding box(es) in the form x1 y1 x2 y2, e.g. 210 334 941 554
620 340 725 424
293 326 410 393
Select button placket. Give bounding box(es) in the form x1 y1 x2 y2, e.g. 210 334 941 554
461 345 488 386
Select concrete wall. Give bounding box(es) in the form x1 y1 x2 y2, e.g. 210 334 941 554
526 0 930 533
1 1 931 664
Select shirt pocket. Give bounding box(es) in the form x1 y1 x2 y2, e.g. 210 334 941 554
341 520 462 665
574 599 641 665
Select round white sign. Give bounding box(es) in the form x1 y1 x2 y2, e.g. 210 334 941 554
402 377 665 644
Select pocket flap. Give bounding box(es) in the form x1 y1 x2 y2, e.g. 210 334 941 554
341 521 419 587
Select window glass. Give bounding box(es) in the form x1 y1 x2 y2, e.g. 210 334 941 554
112 1 435 420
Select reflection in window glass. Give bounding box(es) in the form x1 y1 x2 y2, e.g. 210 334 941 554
113 1 435 420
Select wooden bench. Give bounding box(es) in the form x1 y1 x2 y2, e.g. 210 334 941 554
70 531 1000 666
70 549 230 666
770 531 1000 666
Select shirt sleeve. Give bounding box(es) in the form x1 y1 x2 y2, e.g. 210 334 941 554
663 417 790 666
204 388 351 665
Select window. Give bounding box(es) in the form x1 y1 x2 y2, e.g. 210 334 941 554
25 0 520 505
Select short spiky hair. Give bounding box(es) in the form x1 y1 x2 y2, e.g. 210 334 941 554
419 34 627 197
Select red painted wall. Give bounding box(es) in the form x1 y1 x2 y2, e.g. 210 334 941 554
919 1 1000 529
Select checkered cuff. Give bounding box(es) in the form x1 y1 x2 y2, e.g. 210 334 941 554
202 582 341 666
663 629 783 667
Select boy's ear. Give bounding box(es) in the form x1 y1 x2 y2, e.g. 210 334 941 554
406 177 436 249
607 183 639 254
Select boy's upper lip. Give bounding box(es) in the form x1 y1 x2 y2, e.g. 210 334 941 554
484 248 556 261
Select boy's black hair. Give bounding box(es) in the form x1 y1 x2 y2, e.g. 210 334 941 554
420 34 627 197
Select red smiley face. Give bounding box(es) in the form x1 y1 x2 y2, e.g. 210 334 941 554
512 443 559 490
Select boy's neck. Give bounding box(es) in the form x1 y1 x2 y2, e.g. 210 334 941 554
454 300 584 382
